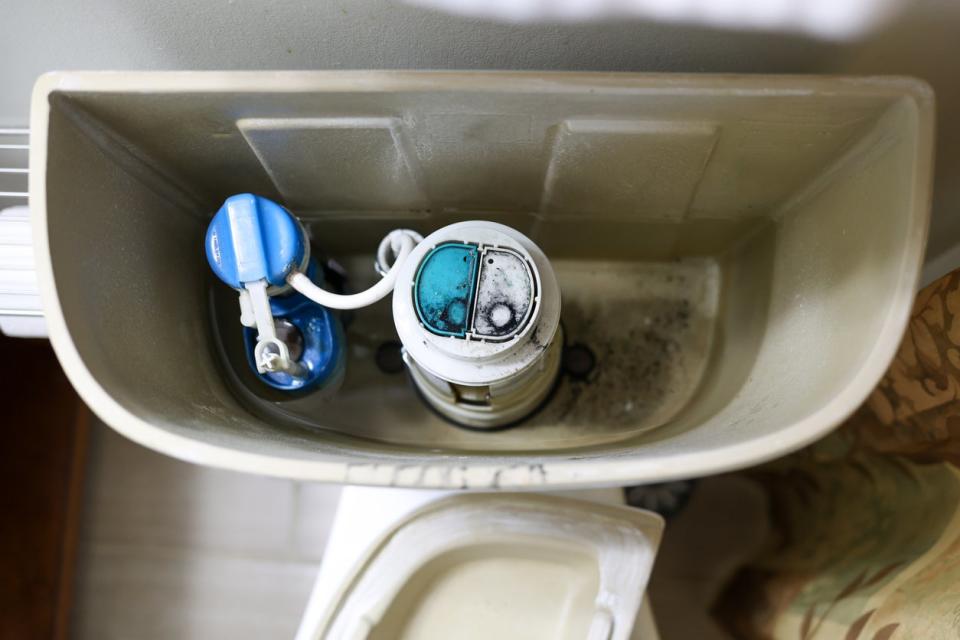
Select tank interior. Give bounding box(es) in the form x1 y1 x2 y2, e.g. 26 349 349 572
38 74 928 483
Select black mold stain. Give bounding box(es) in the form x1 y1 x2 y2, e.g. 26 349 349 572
473 296 523 337
529 323 550 351
533 295 699 428
471 249 534 339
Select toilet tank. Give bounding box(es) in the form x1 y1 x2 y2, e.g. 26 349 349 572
30 71 933 488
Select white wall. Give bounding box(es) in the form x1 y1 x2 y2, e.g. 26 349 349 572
3 0 959 261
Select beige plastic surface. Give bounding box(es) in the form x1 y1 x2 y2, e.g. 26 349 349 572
310 494 663 640
30 72 933 487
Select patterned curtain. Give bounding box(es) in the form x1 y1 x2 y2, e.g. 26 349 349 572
716 270 960 639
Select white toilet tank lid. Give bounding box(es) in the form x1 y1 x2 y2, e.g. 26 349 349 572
312 494 663 640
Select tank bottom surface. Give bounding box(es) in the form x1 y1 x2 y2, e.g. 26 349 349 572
215 256 721 453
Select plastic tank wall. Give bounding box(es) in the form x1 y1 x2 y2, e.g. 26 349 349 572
1 0 959 264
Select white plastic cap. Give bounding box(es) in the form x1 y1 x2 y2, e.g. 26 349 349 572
392 221 561 387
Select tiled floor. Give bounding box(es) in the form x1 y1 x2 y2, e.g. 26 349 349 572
71 421 341 639
648 475 769 640
72 420 767 639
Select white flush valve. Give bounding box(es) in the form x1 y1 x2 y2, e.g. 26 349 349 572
391 221 563 429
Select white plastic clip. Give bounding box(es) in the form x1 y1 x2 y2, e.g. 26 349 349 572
244 279 306 377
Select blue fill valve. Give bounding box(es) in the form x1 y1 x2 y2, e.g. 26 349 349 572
205 194 421 393
206 194 341 391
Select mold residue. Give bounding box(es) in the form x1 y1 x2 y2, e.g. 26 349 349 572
472 249 533 338
531 259 718 433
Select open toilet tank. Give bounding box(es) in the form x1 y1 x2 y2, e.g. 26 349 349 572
30 72 933 488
